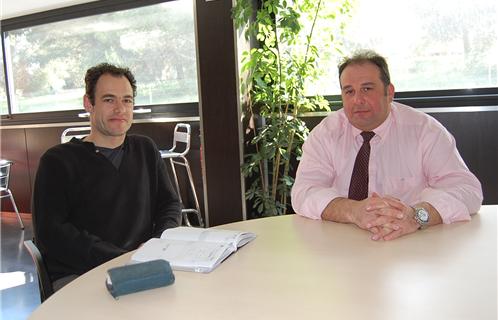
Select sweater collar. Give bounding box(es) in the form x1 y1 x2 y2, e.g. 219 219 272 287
70 135 129 151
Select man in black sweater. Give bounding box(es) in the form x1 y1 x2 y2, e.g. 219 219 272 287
32 63 181 291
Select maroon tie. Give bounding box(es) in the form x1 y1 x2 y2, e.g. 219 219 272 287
348 131 375 201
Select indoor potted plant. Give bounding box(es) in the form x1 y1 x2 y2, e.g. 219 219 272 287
232 0 352 217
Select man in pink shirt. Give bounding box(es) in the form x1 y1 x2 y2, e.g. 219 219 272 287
291 50 483 241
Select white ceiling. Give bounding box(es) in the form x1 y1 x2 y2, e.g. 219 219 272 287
1 0 97 20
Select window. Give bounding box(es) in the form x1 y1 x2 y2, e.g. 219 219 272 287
3 0 198 114
308 0 498 96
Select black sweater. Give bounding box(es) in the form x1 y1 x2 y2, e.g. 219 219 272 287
33 135 181 281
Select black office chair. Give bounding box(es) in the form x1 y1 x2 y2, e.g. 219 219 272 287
24 240 54 303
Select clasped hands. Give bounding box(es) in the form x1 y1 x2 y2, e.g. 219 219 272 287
351 193 420 241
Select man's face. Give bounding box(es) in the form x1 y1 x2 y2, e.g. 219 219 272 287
84 74 134 138
340 62 394 131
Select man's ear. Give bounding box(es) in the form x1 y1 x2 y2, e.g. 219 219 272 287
387 83 395 102
83 95 93 112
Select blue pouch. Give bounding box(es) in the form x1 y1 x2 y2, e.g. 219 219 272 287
106 259 175 299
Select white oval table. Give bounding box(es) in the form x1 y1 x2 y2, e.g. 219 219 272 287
29 205 497 320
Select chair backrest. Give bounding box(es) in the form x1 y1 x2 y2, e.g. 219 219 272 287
24 240 54 303
169 123 191 156
61 126 91 143
0 159 13 191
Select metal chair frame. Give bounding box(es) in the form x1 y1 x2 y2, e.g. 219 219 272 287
61 126 91 143
160 124 204 227
0 159 24 229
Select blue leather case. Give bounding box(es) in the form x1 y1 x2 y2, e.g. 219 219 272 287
106 259 175 299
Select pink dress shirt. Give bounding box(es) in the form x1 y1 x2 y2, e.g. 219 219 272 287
291 102 483 223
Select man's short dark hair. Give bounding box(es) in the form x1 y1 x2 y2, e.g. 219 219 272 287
84 63 137 105
338 50 391 87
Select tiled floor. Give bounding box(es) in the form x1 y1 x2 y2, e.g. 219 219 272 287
0 212 40 320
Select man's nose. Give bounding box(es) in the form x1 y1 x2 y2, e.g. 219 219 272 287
353 91 366 105
114 101 126 113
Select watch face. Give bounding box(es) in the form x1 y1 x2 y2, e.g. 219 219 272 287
417 208 429 222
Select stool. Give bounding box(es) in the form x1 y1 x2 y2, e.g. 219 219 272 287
160 124 204 227
0 159 24 229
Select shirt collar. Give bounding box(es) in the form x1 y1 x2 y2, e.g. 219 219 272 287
373 104 394 140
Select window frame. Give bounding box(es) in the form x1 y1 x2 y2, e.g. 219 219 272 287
0 0 200 126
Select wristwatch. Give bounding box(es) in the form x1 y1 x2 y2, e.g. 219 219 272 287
412 207 429 229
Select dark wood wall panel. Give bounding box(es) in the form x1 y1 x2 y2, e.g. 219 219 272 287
1 108 496 219
429 111 498 204
1 122 204 219
1 129 31 213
